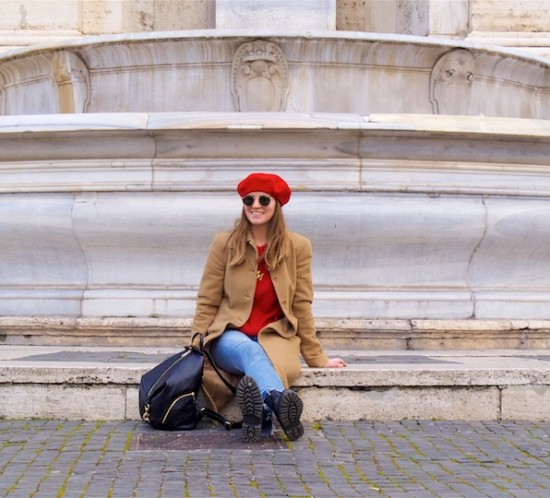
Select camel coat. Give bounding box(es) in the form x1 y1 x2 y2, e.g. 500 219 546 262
191 230 329 408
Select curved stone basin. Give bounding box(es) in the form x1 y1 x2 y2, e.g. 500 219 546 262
0 32 549 329
0 31 548 118
1 112 549 323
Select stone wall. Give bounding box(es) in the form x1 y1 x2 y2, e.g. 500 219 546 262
1 112 550 323
0 1 549 59
1 35 547 118
1 1 550 341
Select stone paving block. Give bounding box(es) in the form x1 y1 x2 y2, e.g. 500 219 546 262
3 419 526 497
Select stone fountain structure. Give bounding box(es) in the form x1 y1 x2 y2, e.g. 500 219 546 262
1 0 550 349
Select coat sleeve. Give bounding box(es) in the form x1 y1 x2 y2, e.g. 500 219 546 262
293 236 329 368
191 233 227 335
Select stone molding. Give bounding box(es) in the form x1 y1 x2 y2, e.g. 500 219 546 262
0 1 549 59
50 51 90 112
1 112 550 196
0 113 550 322
1 317 550 350
0 34 548 118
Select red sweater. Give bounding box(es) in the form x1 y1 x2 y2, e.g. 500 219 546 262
240 245 284 336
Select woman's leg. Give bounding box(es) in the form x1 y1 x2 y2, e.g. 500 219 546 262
211 329 303 441
209 329 284 397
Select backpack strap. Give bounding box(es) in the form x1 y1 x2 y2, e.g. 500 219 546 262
204 349 237 395
192 332 241 430
192 332 237 395
200 407 242 430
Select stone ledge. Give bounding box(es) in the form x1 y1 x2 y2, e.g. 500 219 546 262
1 317 550 349
1 346 550 422
2 358 550 387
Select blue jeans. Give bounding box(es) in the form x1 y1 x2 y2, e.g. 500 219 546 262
209 329 284 399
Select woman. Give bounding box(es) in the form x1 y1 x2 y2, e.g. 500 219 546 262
192 172 347 443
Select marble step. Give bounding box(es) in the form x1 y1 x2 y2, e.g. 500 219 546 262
1 345 549 423
1 317 550 349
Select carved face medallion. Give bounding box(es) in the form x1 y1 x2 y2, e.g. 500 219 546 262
430 49 475 115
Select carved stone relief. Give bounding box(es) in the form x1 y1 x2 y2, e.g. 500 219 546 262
430 49 475 115
231 40 288 112
50 51 90 113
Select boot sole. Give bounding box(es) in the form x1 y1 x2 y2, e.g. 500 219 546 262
276 390 304 441
236 375 263 443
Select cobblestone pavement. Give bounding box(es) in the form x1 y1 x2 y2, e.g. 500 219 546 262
1 419 550 498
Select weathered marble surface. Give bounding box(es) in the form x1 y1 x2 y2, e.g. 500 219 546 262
0 27 549 329
0 33 548 118
1 1 550 59
1 112 549 321
216 0 336 30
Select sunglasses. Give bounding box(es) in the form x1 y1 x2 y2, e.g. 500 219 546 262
242 195 272 207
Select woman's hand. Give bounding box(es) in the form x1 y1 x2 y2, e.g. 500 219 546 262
323 357 348 368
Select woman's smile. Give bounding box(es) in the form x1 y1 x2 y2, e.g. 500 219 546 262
246 209 270 224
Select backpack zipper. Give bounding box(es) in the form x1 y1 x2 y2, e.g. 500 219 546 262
161 392 196 425
147 348 192 398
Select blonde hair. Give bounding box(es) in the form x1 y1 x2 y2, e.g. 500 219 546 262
227 202 289 270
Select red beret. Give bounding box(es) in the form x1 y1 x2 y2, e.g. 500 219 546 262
237 172 291 206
